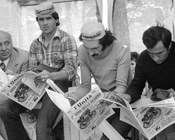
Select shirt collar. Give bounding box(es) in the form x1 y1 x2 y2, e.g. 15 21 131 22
37 28 61 43
0 58 10 67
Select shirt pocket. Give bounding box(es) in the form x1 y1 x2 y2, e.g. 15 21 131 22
51 53 65 70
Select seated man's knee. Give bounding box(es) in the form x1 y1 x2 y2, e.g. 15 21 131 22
0 100 25 119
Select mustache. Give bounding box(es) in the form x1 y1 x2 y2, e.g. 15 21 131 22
91 54 99 57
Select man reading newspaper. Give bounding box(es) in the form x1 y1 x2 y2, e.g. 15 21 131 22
118 24 175 140
46 21 132 140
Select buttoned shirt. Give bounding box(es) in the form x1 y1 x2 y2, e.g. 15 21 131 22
29 28 78 81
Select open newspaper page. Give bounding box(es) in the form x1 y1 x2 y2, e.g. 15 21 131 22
130 98 175 140
117 97 175 140
0 72 48 110
100 93 175 140
99 94 146 135
66 85 115 138
46 84 115 138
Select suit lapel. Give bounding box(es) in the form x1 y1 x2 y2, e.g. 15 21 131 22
6 49 19 73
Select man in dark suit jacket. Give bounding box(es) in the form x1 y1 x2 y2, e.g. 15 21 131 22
0 30 29 140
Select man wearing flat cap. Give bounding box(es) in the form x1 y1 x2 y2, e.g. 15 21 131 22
1 1 78 140
67 21 132 139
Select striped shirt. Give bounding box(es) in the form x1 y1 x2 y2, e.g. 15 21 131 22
29 28 78 81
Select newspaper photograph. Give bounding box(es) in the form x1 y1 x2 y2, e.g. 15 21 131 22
0 72 48 110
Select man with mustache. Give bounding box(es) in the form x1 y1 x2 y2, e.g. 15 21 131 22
67 21 132 139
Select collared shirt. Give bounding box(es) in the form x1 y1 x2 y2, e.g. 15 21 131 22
29 28 78 81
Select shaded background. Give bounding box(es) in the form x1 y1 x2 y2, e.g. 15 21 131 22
0 0 174 53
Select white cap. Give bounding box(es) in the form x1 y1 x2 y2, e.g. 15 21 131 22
81 21 105 40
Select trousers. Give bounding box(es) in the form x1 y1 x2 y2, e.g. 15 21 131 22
0 93 61 140
101 108 132 140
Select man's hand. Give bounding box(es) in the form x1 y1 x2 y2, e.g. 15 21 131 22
151 88 175 101
103 92 111 99
5 70 14 75
67 97 76 106
167 88 175 98
103 91 131 103
116 93 131 103
34 70 51 83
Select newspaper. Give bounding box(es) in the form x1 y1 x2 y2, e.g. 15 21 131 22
100 94 175 140
0 71 48 110
46 84 115 138
46 81 175 139
120 97 175 140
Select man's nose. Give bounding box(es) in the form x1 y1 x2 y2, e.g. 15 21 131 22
43 19 48 25
152 54 159 62
1 44 7 50
88 50 94 56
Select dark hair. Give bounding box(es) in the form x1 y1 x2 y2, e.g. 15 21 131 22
131 52 139 62
99 30 116 51
36 12 60 26
142 24 172 49
79 30 116 51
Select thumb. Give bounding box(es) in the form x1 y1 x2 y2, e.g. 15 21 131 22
117 93 131 103
167 88 175 98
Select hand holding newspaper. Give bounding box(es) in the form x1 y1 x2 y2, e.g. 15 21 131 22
0 71 48 110
22 71 47 95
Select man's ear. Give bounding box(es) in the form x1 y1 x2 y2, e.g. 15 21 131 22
167 42 172 50
56 19 60 26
